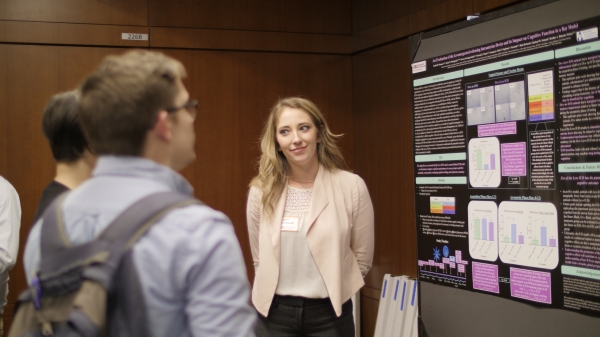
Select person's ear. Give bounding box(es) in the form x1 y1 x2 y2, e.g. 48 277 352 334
152 110 172 141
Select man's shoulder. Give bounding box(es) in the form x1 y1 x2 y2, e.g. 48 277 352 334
0 176 19 202
0 176 15 191
135 203 238 268
153 202 233 235
34 181 69 222
44 181 69 194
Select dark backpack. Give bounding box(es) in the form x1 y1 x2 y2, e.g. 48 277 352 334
9 191 201 337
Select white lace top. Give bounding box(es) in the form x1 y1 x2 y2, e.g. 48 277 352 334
275 186 329 298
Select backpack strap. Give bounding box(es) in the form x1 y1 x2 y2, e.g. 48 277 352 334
39 191 202 287
86 191 202 288
39 192 72 257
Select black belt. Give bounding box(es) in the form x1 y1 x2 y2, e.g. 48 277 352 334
273 294 331 308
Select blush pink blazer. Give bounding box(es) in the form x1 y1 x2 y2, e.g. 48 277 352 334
247 165 374 317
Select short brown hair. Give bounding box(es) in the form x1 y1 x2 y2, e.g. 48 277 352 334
42 90 89 163
78 50 187 155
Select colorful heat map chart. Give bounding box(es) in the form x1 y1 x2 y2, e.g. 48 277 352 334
527 70 554 122
430 197 456 214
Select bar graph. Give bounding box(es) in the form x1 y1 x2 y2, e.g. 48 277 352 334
532 220 557 247
469 137 501 187
510 222 517 243
476 150 496 170
498 201 558 269
468 201 499 261
474 217 495 241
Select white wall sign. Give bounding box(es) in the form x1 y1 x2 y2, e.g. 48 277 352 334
121 33 148 41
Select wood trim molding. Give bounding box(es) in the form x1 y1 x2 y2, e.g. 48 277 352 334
361 285 381 300
0 0 148 26
150 27 351 54
0 21 149 47
0 20 350 54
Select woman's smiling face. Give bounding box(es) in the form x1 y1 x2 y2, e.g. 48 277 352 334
276 107 319 170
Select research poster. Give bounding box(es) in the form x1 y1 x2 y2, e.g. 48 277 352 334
411 16 600 316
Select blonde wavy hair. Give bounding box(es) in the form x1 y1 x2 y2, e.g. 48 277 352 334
250 97 348 216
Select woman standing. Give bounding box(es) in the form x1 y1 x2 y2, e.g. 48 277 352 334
247 97 374 336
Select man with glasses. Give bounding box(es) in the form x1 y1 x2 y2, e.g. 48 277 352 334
23 51 255 336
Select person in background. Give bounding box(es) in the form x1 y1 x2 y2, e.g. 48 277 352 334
32 90 96 223
24 50 256 337
247 97 375 336
0 176 21 337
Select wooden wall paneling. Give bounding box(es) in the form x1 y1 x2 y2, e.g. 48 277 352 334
0 21 149 48
0 46 8 331
352 39 417 337
359 284 381 336
405 0 453 17
156 49 354 281
353 39 418 284
473 0 525 14
352 0 447 34
150 27 351 54
360 286 380 301
0 0 148 26
409 0 475 33
352 0 474 53
4 45 60 311
360 295 380 337
352 0 402 34
149 0 351 35
1 45 134 332
0 46 6 176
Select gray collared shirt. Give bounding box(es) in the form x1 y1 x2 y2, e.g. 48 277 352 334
24 156 256 337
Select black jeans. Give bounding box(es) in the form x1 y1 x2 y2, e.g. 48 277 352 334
255 295 355 337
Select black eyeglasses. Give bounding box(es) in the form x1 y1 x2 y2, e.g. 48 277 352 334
166 100 198 121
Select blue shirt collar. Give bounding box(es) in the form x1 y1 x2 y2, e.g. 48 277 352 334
93 156 194 196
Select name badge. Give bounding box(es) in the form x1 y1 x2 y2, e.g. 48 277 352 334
281 217 299 232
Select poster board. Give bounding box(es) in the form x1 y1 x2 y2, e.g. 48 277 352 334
410 0 600 335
